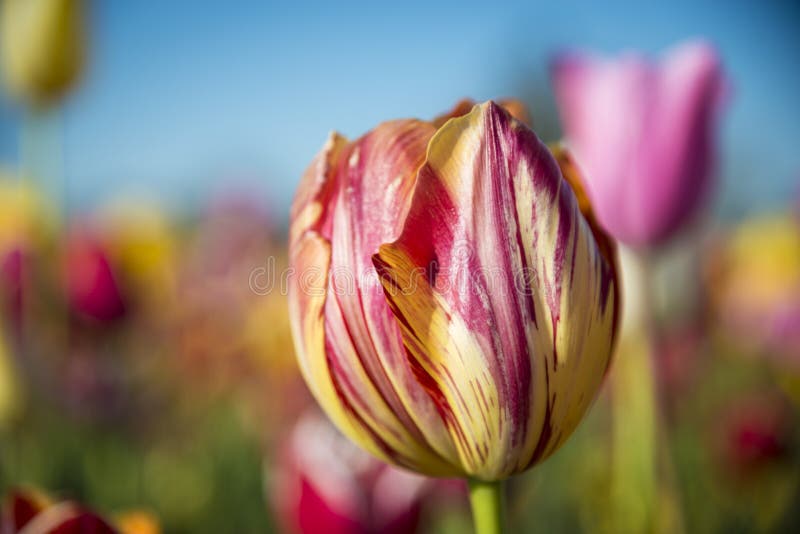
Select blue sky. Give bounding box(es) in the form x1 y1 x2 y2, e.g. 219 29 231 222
1 0 798 220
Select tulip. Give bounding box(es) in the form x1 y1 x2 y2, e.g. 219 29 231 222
711 392 794 483
709 213 800 361
99 201 178 311
0 322 20 426
1 247 23 333
0 177 52 337
0 0 85 106
272 412 439 534
1 488 116 534
288 100 619 530
113 511 162 534
551 40 724 247
64 231 127 323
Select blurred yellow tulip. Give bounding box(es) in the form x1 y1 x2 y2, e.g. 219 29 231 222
709 212 800 357
0 172 53 253
98 200 179 309
114 510 161 534
0 0 85 106
0 326 21 427
721 213 800 307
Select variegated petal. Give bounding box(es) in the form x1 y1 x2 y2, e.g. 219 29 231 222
374 102 617 479
433 98 532 128
289 122 461 476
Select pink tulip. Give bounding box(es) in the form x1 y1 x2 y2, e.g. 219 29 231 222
551 40 725 247
272 412 447 534
1 247 24 333
64 232 127 323
713 392 793 479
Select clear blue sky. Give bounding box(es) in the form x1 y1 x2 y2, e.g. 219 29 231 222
1 0 798 221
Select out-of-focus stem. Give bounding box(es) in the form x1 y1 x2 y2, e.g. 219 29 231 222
468 478 505 534
611 248 684 534
21 108 64 212
17 107 67 398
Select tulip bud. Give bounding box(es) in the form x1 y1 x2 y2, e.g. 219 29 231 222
0 0 85 107
709 213 800 361
288 101 619 481
113 510 162 534
0 176 53 335
712 392 794 480
551 40 725 247
1 488 50 532
65 231 127 323
1 488 116 534
272 412 440 534
1 247 22 331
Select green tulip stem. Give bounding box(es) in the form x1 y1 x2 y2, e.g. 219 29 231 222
611 249 685 533
468 478 505 534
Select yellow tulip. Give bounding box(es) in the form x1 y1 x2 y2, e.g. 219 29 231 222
0 0 85 106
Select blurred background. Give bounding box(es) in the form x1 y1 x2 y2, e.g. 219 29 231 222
1 1 799 533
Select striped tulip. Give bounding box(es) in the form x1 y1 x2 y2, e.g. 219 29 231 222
288 101 619 481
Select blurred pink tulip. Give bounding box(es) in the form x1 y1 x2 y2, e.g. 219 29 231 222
1 247 24 333
272 413 447 534
551 40 725 247
714 392 794 479
65 233 127 323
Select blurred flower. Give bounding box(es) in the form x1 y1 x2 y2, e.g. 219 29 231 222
551 40 725 247
0 176 53 329
0 0 85 106
713 392 795 480
98 201 178 311
271 412 443 534
1 488 50 532
113 511 161 534
64 229 127 323
654 323 706 403
0 247 23 334
0 322 21 426
174 194 282 392
708 212 800 363
1 488 116 534
289 100 619 480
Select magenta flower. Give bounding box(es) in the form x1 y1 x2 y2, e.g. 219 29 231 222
1 247 23 333
64 232 127 323
272 412 457 534
551 40 725 247
713 392 794 480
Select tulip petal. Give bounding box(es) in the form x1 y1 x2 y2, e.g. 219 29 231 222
289 131 348 244
290 134 394 464
550 144 620 343
374 102 617 479
433 98 532 128
4 489 50 531
289 123 462 476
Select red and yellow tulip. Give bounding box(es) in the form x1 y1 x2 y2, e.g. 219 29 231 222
288 100 619 481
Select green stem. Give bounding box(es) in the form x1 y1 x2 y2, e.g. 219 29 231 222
611 248 685 533
468 479 505 534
